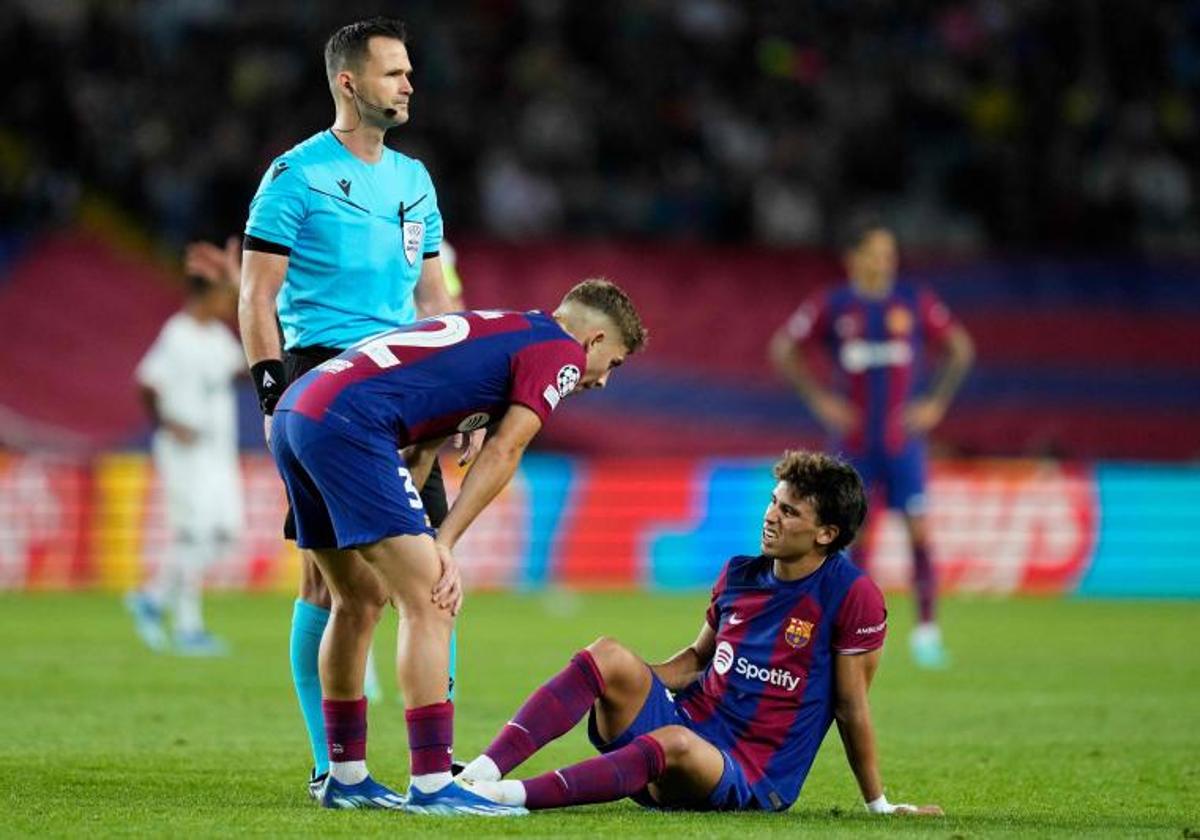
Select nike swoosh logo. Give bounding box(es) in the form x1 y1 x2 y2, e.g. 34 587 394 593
728 614 745 625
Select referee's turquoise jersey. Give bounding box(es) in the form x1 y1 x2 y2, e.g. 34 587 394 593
245 130 443 350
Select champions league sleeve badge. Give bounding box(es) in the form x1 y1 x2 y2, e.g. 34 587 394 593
402 221 425 266
556 364 581 396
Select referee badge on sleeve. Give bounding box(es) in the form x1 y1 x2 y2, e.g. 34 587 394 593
402 221 425 266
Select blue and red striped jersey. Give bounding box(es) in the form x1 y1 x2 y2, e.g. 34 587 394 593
677 552 887 811
276 310 586 445
784 281 957 455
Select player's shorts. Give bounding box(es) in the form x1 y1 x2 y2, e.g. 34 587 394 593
586 670 762 812
153 436 243 540
849 439 928 516
280 346 448 540
270 408 433 550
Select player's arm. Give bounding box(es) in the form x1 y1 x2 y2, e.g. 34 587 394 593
834 651 942 816
137 384 197 444
238 249 289 418
768 319 856 435
650 621 716 691
905 323 974 433
414 255 454 318
434 404 542 550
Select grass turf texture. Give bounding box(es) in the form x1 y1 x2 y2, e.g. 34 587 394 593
1 592 1197 838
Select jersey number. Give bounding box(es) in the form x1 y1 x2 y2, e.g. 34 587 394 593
397 467 423 510
358 315 471 369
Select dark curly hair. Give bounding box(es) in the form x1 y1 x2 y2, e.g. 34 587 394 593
773 450 867 555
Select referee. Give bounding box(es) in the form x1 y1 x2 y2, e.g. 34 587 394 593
238 17 471 800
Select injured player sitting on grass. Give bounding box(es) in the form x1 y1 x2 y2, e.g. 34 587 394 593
458 450 943 817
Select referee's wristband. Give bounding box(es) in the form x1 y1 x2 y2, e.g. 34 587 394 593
251 359 286 415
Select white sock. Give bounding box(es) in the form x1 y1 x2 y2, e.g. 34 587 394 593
173 539 213 637
912 622 941 642
330 760 369 785
410 771 453 794
464 779 526 807
459 754 501 783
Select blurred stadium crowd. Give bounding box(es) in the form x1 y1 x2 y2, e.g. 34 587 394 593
2 0 1198 252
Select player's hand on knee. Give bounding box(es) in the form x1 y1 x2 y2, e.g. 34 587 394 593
432 542 463 616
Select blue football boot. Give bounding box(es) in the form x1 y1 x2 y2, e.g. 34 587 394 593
173 630 230 657
306 768 328 802
404 780 528 816
124 591 168 652
321 774 406 809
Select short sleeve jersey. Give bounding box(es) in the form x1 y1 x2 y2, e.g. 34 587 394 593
135 312 246 452
276 310 585 445
783 281 957 455
245 130 444 351
678 553 887 811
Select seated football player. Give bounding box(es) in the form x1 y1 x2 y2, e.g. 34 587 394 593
269 280 646 814
457 451 943 817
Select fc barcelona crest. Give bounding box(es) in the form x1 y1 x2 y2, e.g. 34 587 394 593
886 305 913 336
784 618 814 649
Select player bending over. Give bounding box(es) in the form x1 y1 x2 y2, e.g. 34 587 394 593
458 451 942 817
270 280 645 815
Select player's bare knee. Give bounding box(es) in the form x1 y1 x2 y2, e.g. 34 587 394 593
330 595 381 632
395 591 455 629
648 726 694 764
587 636 636 682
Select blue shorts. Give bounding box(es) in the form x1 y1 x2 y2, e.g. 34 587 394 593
850 439 928 516
271 410 433 549
586 671 762 812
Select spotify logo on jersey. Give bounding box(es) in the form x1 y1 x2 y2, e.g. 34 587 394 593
713 641 734 675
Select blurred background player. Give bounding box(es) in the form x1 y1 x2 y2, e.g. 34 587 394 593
126 237 245 656
769 220 974 668
271 281 646 811
237 17 467 797
458 451 941 817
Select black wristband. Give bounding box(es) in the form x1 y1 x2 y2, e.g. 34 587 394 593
251 359 286 415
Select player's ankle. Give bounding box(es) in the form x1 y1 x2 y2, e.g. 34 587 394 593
410 771 453 793
330 759 368 785
459 754 501 783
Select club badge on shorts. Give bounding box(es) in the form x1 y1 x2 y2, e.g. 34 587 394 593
402 221 425 266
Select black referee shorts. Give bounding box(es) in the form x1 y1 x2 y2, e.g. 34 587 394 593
279 345 449 540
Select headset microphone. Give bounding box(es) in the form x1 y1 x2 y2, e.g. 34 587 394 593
349 84 397 119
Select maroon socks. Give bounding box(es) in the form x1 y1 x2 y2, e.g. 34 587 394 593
485 650 605 776
406 700 454 776
912 544 936 624
522 734 666 810
323 697 368 763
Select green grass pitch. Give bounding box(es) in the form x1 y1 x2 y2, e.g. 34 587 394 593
1 591 1197 837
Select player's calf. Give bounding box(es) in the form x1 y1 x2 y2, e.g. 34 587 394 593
460 647 606 783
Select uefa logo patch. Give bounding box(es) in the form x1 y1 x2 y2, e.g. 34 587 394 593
713 641 734 675
402 221 425 266
556 364 581 396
